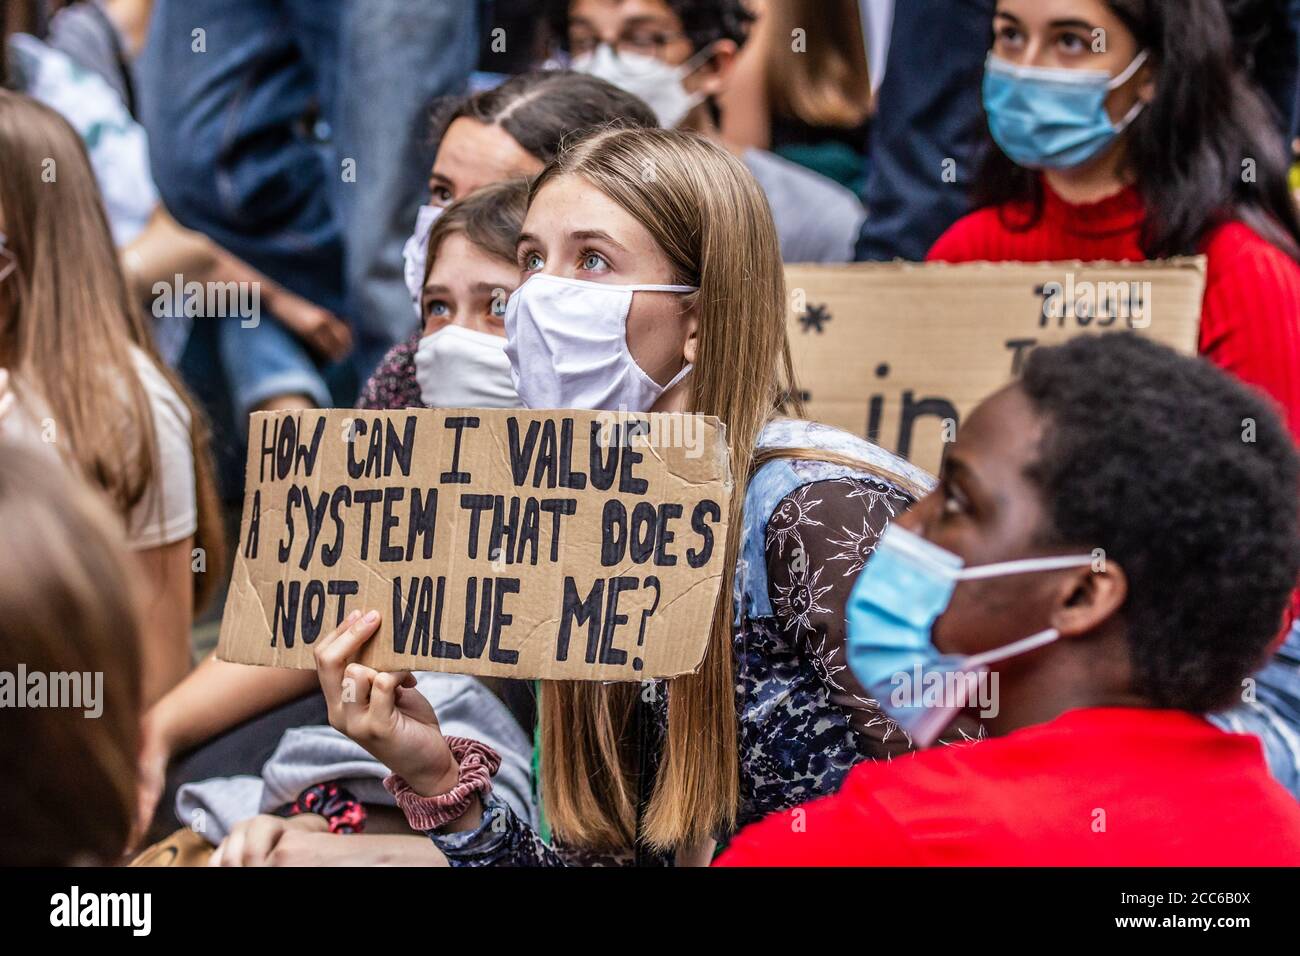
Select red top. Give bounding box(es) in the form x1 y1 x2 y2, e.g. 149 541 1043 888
715 707 1300 866
928 181 1300 445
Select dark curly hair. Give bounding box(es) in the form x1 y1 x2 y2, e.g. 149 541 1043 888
1019 333 1300 712
547 0 755 54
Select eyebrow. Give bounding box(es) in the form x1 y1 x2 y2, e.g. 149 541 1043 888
1049 18 1098 31
994 10 1097 31
423 282 513 297
571 229 629 252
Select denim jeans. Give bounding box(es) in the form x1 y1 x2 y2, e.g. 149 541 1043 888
1209 621 1300 799
137 0 480 416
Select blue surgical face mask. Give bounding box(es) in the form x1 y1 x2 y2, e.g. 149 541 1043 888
846 523 1094 748
982 49 1150 171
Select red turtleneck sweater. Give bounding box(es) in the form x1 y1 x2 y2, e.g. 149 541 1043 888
928 182 1300 444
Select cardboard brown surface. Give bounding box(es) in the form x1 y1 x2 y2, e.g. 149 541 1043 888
217 409 732 681
785 259 1206 475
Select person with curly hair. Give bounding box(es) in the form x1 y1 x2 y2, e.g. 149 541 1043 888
717 334 1300 865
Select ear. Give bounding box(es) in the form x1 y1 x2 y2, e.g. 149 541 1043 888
1049 560 1128 639
1137 63 1157 103
681 305 701 366
689 40 739 98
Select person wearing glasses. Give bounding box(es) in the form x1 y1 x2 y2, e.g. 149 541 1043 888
552 0 867 263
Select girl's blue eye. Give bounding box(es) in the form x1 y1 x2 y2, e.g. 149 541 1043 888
582 253 608 271
524 252 544 271
426 300 450 317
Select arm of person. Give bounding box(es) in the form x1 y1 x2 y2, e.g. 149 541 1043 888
121 206 352 362
134 537 196 707
1198 229 1300 445
210 812 449 867
136 655 319 840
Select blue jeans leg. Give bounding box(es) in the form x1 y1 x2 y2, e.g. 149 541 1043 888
331 0 481 380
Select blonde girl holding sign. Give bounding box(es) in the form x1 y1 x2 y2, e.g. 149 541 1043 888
317 127 934 866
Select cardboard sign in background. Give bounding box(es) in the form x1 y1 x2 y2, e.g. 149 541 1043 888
217 409 732 681
786 259 1206 476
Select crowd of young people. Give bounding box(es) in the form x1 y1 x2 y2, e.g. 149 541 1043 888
4 0 1300 868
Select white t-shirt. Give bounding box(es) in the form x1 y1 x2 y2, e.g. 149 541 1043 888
0 348 197 550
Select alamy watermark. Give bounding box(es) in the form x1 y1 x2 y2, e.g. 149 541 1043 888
152 274 261 327
0 664 102 718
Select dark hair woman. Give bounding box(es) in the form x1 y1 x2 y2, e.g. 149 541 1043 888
359 70 659 412
929 0 1300 445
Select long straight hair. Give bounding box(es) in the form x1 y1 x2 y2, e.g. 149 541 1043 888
974 0 1300 262
0 91 224 607
534 128 795 850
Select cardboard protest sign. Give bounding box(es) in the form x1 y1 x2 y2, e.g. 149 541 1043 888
786 259 1206 476
217 410 732 681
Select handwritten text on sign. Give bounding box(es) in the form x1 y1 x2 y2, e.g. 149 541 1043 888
216 410 732 681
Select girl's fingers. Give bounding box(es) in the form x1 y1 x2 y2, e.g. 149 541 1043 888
220 828 247 867
315 608 362 660
369 671 401 725
343 662 377 710
316 610 378 709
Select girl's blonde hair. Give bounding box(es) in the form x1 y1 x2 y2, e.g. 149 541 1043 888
532 127 800 850
0 90 223 607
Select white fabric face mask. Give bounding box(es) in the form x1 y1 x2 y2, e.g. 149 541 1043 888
504 273 697 412
403 204 444 320
415 325 521 409
571 44 712 128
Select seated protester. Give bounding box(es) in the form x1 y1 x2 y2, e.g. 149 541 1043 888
928 0 1300 445
0 446 147 866
716 334 1300 866
138 73 658 840
0 91 223 707
360 70 659 411
362 180 529 412
555 0 868 263
311 128 933 868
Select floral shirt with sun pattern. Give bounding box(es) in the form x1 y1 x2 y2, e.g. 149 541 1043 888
426 419 937 866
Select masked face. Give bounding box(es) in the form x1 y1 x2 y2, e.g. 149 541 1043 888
414 325 520 409
412 232 521 407
845 385 1103 747
983 49 1150 170
571 43 714 129
506 175 699 412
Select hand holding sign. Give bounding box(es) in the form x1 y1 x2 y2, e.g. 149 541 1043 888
315 610 457 797
217 409 732 682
